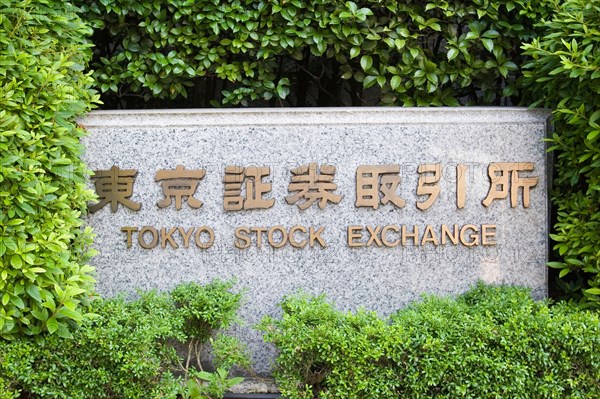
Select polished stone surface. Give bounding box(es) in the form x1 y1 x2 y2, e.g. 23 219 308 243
80 108 550 373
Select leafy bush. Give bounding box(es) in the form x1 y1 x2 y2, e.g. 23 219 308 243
76 0 553 108
260 283 600 399
0 0 99 338
0 281 248 399
521 0 600 307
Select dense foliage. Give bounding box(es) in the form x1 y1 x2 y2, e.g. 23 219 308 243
0 280 248 399
0 0 99 338
260 283 600 399
522 0 600 307
76 0 553 108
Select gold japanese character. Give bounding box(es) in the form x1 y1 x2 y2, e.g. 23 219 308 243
89 166 141 213
416 164 441 211
355 165 405 209
155 165 206 210
456 164 467 209
482 162 538 208
223 166 275 211
286 163 342 209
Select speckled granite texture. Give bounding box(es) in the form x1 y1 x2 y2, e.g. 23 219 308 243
80 108 551 374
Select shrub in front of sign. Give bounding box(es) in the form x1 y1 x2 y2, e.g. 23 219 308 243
74 0 553 108
260 283 600 399
0 280 248 399
0 1 99 338
521 0 600 308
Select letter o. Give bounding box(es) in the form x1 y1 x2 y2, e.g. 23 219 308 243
194 226 215 249
268 225 288 249
138 226 158 249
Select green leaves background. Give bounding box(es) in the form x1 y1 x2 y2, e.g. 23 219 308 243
0 0 99 338
76 0 553 108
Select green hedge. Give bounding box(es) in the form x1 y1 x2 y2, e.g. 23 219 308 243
76 0 552 108
0 281 248 399
522 0 600 307
260 283 600 399
0 0 99 338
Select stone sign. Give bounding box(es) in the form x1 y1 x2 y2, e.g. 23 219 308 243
81 107 550 372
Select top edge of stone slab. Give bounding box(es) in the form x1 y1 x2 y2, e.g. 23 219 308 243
80 107 551 128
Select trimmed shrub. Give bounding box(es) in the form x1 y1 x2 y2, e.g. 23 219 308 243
0 0 99 338
0 280 248 399
76 0 553 108
260 283 600 399
521 0 600 308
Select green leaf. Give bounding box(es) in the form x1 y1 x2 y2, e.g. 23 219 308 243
46 317 58 334
587 130 599 141
26 285 42 302
56 307 83 322
465 32 479 40
196 371 214 381
10 254 23 269
228 377 244 385
390 75 401 90
360 55 372 70
482 38 494 53
447 48 459 61
363 75 377 88
10 296 25 309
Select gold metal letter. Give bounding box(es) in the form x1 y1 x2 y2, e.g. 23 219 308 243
155 165 206 210
121 226 138 248
459 224 479 247
160 227 179 249
381 225 400 247
420 225 439 246
268 226 288 249
234 227 251 249
194 226 214 249
348 226 363 247
456 164 467 209
251 227 267 248
289 225 308 248
401 225 419 246
138 226 158 249
366 226 383 247
286 163 342 209
223 166 275 211
416 164 441 211
178 227 194 248
309 226 326 248
89 166 141 213
481 224 497 246
482 163 538 208
441 224 459 245
355 165 405 209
